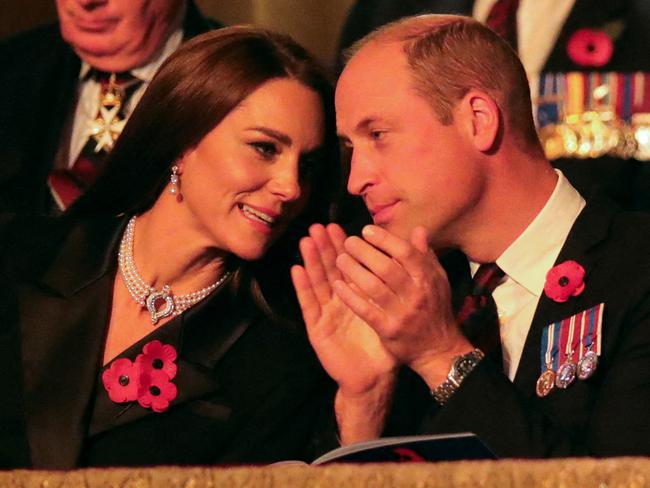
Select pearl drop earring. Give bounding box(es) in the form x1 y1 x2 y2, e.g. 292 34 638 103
169 165 180 195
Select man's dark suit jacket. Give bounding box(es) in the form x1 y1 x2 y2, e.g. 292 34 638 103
384 198 650 457
337 0 650 211
0 216 329 468
0 0 220 215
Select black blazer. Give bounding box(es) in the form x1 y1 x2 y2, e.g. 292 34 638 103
0 1 220 215
385 198 650 457
0 216 329 468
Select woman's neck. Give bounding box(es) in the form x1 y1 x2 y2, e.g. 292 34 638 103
129 196 229 294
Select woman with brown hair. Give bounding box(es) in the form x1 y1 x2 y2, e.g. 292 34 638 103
0 26 339 468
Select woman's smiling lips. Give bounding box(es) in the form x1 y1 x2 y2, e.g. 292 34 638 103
238 203 280 234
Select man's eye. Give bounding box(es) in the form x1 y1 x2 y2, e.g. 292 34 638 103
249 142 278 158
370 130 386 141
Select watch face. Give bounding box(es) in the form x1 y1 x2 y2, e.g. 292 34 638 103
454 355 479 376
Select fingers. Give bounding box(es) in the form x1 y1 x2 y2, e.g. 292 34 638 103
359 225 443 279
336 252 398 307
333 279 386 329
310 223 345 286
299 236 332 304
290 265 321 327
342 236 411 292
326 223 347 255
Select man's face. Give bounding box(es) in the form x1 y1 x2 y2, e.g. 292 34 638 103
56 0 183 72
335 41 486 249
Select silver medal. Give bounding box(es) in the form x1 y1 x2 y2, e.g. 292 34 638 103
555 361 577 389
577 350 599 380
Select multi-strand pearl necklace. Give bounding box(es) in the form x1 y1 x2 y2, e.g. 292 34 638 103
118 216 231 325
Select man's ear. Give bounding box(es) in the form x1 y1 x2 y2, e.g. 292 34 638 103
458 90 500 152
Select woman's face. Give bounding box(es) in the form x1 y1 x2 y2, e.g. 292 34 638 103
175 78 326 261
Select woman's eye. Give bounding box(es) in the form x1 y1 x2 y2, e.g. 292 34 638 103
370 130 386 141
249 141 278 159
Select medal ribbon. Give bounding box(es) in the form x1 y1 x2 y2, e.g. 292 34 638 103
577 303 605 358
557 317 578 365
638 73 650 113
623 74 633 121
541 322 554 372
586 303 604 355
634 72 645 111
537 73 560 127
540 321 562 372
566 72 584 116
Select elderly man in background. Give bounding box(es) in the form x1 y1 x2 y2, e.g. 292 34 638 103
0 0 219 214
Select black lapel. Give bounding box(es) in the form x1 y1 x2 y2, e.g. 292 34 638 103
20 217 125 468
513 199 617 396
88 272 254 435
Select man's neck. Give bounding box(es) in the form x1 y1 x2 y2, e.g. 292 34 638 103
461 155 558 263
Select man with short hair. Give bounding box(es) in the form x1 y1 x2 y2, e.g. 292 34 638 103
336 0 650 212
293 15 650 457
0 0 219 214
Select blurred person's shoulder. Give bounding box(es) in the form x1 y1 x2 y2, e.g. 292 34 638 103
0 22 68 67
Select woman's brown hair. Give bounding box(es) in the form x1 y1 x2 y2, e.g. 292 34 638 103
68 26 340 322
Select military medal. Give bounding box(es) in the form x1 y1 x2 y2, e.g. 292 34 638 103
577 350 598 380
536 322 559 398
555 316 579 389
535 71 650 161
555 358 577 389
576 303 604 380
538 303 605 396
536 368 556 398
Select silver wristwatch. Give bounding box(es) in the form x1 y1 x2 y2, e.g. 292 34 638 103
431 349 485 405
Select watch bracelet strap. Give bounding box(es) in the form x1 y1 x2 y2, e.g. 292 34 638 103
430 348 485 405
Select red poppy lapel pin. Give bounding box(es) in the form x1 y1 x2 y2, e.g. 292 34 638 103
544 260 586 303
566 20 624 68
102 340 178 413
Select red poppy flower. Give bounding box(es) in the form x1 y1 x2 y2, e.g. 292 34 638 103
136 340 178 379
566 28 614 67
544 260 586 303
102 358 140 403
137 369 178 413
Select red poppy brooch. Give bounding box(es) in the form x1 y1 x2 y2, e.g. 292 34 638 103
102 340 178 413
566 28 614 67
544 260 586 303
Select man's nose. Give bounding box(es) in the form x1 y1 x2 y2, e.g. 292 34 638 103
346 149 375 196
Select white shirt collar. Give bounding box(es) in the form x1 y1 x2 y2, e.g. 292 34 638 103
78 28 184 83
493 170 585 297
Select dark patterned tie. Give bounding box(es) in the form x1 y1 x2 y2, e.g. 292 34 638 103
457 263 505 355
48 71 142 211
485 0 520 50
